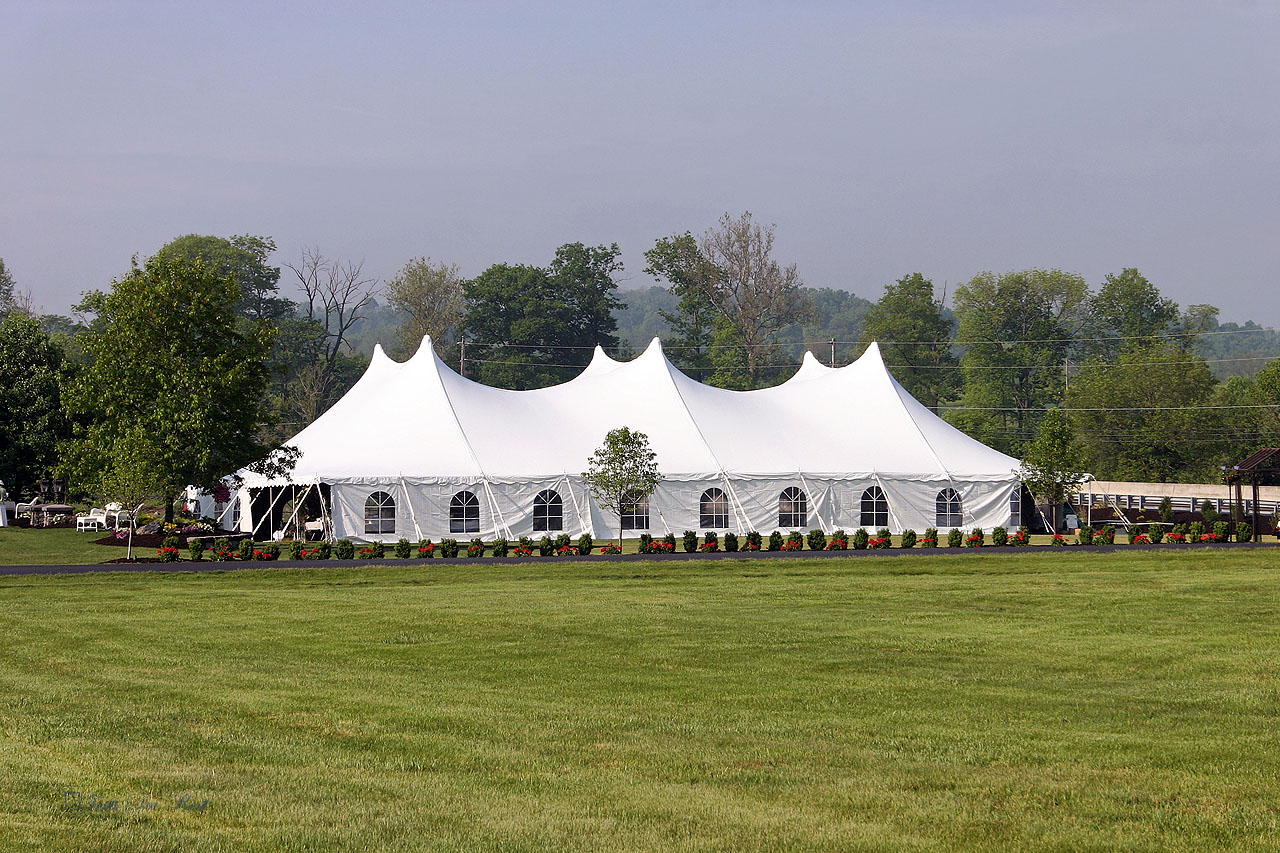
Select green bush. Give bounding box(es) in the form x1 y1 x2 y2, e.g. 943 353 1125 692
767 531 784 551
682 531 698 553
1013 526 1031 545
1200 499 1218 526
946 529 963 548
554 533 571 550
187 538 205 561
1213 521 1230 541
440 538 460 558
287 540 304 561
829 529 847 550
370 541 385 559
723 532 738 552
394 538 412 559
852 528 869 550
1188 521 1205 541
334 539 355 560
701 532 719 552
1147 524 1165 544
637 534 653 553
1159 497 1175 525
900 529 916 548
467 538 485 558
922 527 938 547
313 541 331 559
518 536 534 552
744 531 762 551
1099 526 1115 545
1078 528 1094 546
991 526 1008 546
262 543 281 560
577 534 593 555
787 531 804 550
663 533 677 550
538 536 554 557
492 537 509 557
967 528 985 548
806 529 826 551
1237 521 1253 543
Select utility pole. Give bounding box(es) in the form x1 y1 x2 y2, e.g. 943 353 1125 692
1063 357 1071 396
459 335 466 378
829 338 836 367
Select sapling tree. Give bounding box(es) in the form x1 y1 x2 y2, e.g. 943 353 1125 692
1019 408 1090 532
583 427 661 549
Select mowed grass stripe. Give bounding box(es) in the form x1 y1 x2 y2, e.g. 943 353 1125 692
1 551 1278 851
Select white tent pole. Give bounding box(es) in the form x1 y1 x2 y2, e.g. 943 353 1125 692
280 483 313 539
317 481 334 541
258 484 291 540
798 472 828 531
654 502 673 535
400 476 423 541
480 478 513 540
562 474 587 536
872 472 902 533
720 473 751 533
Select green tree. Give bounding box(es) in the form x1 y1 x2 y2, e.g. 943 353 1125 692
462 244 623 389
384 257 464 360
61 252 287 521
859 273 958 410
1019 409 1089 531
161 234 293 325
950 269 1089 455
644 233 719 377
0 312 69 499
1066 341 1222 482
1086 268 1179 357
0 257 15 316
583 427 662 546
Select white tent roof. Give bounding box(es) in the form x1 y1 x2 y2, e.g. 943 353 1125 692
244 337 1019 485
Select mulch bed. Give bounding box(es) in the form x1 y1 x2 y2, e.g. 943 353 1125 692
100 557 164 563
92 533 190 549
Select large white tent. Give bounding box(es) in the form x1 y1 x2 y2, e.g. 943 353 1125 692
227 337 1024 541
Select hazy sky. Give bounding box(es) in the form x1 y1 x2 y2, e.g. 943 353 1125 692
4 1 1278 326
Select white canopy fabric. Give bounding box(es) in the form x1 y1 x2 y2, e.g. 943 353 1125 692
236 337 1023 541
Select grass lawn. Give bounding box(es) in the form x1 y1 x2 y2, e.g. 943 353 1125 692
0 526 127 565
2 550 1279 850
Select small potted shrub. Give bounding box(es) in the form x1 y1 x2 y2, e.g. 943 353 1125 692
313 541 331 559
538 536 554 556
966 528 985 548
682 531 699 553
1012 526 1031 546
829 529 848 550
394 538 412 559
806 529 826 551
577 534 593 555
1187 521 1205 541
238 538 257 561
1213 521 1230 541
853 528 869 550
1147 524 1165 544
1099 526 1115 545
1237 521 1253 543
288 540 305 561
188 538 206 562
946 529 964 548
699 532 719 552
262 542 281 560
787 531 804 550
370 541 385 559
744 531 763 551
991 526 1008 547
599 542 621 555
767 531 784 551
440 538 460 558
921 527 938 548
492 537 510 557
900 529 917 549
555 534 572 551
723 532 738 552
663 533 677 551
637 533 653 554
417 539 434 558
335 539 355 560
467 538 485 558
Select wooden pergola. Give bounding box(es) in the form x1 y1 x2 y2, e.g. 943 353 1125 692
1226 448 1280 540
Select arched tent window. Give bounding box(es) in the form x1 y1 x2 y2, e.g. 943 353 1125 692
779 487 807 529
365 491 396 535
860 486 888 528
936 488 963 528
533 489 563 532
700 488 729 529
450 490 480 534
620 491 649 530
